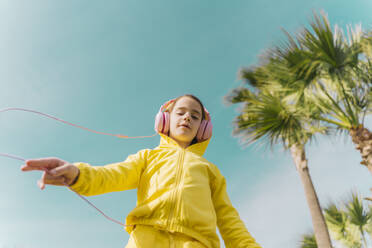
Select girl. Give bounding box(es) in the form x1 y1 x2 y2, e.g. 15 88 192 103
21 94 261 248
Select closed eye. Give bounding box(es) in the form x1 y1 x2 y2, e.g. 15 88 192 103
176 112 199 120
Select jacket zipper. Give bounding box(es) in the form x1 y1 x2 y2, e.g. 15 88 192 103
167 149 185 230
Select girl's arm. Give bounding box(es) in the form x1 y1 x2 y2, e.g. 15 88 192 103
212 169 262 248
69 149 149 196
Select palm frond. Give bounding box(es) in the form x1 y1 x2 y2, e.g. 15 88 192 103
323 194 365 247
345 192 371 232
230 88 321 149
299 233 318 248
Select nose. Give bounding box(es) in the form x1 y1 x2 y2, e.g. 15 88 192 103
183 113 191 121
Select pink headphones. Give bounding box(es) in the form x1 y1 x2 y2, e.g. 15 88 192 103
154 99 213 142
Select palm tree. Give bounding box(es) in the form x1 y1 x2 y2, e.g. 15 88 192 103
285 12 372 201
225 62 333 247
267 11 372 176
303 14 372 175
252 10 372 198
324 201 362 247
226 10 372 247
301 191 372 248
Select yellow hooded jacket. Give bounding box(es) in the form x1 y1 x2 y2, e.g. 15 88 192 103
69 133 261 248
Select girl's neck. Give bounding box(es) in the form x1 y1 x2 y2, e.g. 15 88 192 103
168 133 191 149
174 139 191 149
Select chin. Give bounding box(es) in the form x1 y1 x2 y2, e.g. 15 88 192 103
172 133 193 142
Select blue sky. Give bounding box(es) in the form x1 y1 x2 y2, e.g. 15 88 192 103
0 1 371 247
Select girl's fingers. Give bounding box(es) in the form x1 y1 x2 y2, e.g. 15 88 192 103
49 164 71 177
21 157 64 172
26 157 60 167
38 171 47 190
22 165 47 172
38 171 68 190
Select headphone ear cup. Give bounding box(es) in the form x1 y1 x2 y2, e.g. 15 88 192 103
155 99 175 135
196 120 213 142
162 111 170 134
203 121 213 140
154 111 164 133
155 111 170 134
196 120 206 141
196 107 213 142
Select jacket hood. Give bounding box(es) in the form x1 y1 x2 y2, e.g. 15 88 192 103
158 133 211 156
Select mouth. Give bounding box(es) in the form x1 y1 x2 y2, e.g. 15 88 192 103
178 124 191 129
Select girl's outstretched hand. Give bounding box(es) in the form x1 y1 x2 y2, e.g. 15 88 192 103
20 157 80 190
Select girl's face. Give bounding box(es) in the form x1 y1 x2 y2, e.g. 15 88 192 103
168 96 203 148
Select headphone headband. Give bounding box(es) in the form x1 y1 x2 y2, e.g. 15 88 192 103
161 99 176 113
161 98 210 121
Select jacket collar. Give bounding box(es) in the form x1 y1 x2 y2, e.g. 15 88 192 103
158 133 211 156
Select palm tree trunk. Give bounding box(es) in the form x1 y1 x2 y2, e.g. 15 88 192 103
349 125 372 203
349 125 372 175
290 144 332 248
360 227 368 248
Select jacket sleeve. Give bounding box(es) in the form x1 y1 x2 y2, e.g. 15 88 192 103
211 167 261 248
68 149 149 196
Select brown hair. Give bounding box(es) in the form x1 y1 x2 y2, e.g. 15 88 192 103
166 94 206 120
166 94 206 145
